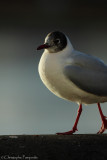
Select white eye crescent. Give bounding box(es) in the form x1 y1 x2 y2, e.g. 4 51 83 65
54 39 60 44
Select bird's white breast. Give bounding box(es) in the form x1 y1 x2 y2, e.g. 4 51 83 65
38 50 69 98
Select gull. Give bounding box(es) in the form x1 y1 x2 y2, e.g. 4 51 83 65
37 31 107 135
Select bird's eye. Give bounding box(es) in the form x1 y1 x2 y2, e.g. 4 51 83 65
54 39 60 44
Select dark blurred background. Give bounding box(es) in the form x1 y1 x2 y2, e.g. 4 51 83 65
0 0 107 134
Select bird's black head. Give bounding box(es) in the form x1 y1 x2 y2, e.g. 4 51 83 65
37 31 67 53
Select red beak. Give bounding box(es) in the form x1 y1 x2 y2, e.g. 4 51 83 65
37 44 50 50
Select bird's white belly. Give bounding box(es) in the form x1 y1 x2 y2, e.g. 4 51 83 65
38 52 107 104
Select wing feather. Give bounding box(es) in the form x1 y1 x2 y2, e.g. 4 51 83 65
64 65 107 96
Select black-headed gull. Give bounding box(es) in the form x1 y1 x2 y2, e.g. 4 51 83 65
37 31 107 134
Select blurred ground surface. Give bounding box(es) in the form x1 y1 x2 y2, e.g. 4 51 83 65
0 134 107 160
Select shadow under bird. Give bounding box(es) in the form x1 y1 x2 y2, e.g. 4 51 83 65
37 31 107 135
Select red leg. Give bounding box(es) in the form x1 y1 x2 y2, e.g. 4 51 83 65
57 104 82 135
97 103 107 134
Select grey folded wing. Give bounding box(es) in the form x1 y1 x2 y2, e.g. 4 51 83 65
64 65 107 96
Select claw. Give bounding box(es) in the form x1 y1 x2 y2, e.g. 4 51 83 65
97 119 107 134
56 128 78 135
